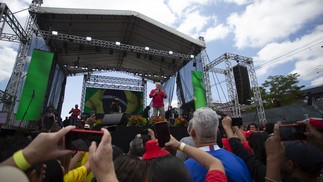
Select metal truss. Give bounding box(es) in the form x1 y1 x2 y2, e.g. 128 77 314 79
203 52 266 123
81 74 146 112
0 90 12 103
0 33 20 43
200 49 212 107
1 3 38 124
224 59 241 117
0 3 28 43
243 61 266 124
37 30 193 60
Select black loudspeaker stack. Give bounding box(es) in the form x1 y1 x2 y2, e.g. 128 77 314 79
102 113 127 126
233 65 251 105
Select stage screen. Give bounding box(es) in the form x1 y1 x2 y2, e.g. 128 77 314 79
84 88 144 115
192 70 207 109
16 50 54 120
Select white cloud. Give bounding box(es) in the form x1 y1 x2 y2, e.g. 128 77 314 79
166 0 211 17
254 24 323 78
43 0 176 26
0 42 18 82
203 24 231 42
311 76 323 87
227 0 323 49
224 0 251 6
177 11 210 36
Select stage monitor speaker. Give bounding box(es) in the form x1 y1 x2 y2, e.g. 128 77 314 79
233 65 251 105
102 113 127 126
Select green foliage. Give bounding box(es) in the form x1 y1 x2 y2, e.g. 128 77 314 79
261 73 304 108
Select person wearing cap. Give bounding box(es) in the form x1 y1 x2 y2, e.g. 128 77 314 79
85 114 96 129
142 139 170 160
265 124 323 182
184 107 251 182
149 82 167 118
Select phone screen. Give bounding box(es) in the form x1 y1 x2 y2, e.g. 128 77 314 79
232 117 243 126
154 121 170 147
279 124 306 141
65 129 104 151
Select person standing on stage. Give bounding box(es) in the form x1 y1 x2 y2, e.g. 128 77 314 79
149 82 167 118
110 97 121 113
42 103 58 130
69 104 81 126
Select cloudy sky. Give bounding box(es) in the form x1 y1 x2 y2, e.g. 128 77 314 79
1 0 323 117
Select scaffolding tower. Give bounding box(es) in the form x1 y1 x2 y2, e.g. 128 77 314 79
203 52 266 124
0 2 41 125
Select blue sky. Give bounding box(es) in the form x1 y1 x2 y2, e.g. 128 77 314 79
1 0 323 118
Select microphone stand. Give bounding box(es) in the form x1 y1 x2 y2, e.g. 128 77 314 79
16 89 35 134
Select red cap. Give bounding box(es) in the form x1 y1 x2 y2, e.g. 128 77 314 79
309 118 323 130
142 139 169 160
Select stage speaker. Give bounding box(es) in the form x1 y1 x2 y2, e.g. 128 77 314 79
102 113 127 126
233 65 251 105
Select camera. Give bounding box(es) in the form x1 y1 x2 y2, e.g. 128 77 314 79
216 110 242 127
65 129 104 151
279 123 306 141
154 121 170 147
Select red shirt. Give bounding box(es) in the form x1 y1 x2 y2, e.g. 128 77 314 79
205 170 227 182
70 108 80 118
149 89 167 107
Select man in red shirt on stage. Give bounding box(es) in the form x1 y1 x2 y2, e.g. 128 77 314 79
149 82 167 118
69 104 81 126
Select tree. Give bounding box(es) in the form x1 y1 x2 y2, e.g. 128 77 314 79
261 73 304 107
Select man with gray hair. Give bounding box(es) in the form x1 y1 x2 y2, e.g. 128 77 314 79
184 107 251 182
149 82 167 118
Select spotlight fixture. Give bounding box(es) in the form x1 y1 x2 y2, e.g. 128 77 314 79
168 51 173 55
51 31 58 36
115 41 121 46
145 47 150 51
86 37 92 41
190 55 194 58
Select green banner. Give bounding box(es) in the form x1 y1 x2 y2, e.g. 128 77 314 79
16 50 54 120
192 71 206 109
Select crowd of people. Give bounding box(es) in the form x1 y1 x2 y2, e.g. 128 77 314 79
1 106 322 181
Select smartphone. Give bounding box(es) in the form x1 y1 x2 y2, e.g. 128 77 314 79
65 129 104 151
104 125 117 132
232 117 243 126
154 121 170 147
279 124 306 141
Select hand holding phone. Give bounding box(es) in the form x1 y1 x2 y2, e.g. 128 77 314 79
231 117 242 126
279 123 306 141
154 121 170 147
65 129 104 151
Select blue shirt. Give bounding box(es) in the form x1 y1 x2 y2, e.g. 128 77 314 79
184 145 251 182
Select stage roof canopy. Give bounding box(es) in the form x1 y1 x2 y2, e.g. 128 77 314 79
30 7 205 82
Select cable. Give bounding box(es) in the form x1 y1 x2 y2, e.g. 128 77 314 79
255 37 323 70
13 8 29 14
